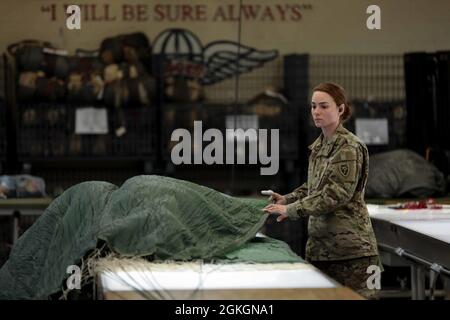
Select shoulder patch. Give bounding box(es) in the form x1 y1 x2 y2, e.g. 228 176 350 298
340 163 349 177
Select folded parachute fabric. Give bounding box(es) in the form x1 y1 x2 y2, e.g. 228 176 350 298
217 236 305 264
0 175 270 299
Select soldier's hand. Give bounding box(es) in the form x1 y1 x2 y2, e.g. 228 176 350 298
263 204 288 222
269 192 287 205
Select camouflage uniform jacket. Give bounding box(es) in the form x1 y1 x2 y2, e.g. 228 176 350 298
285 124 379 261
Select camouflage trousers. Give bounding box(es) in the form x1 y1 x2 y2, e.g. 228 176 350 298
311 256 383 299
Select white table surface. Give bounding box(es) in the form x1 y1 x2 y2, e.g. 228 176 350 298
98 262 337 293
394 220 450 244
368 204 450 244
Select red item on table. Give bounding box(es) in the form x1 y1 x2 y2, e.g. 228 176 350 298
394 198 442 210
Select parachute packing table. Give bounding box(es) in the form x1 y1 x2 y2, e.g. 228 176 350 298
95 251 362 300
368 204 450 299
0 176 362 299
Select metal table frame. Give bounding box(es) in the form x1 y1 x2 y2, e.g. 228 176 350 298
371 217 450 300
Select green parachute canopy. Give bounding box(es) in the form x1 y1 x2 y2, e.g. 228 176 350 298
0 175 303 299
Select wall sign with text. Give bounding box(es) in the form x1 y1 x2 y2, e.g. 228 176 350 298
42 2 313 23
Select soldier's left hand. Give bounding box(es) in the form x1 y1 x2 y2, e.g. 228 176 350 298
263 204 288 222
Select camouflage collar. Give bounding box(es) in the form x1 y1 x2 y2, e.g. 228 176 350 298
308 123 348 155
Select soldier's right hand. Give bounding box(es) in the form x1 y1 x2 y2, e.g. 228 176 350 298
269 192 287 205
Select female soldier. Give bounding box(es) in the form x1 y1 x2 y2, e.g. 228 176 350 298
263 82 381 299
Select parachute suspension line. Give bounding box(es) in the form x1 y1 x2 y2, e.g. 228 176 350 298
231 0 244 195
